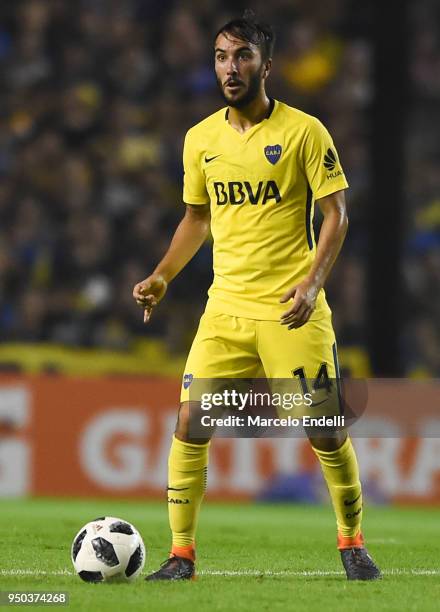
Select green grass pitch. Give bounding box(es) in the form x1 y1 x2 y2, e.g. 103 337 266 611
0 499 438 611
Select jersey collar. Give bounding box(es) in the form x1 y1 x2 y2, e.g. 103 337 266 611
224 98 278 140
224 97 276 122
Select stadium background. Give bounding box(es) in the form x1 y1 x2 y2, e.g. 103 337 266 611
0 0 439 505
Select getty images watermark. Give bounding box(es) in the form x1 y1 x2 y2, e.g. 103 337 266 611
186 378 346 438
185 377 440 438
199 389 344 429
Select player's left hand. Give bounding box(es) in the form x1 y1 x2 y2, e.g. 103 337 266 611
279 278 319 329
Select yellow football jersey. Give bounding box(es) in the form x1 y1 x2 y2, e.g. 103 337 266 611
183 99 348 321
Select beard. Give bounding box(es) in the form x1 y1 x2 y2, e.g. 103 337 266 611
217 67 263 109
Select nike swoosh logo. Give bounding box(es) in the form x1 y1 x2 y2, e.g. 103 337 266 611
167 487 189 491
344 493 361 506
205 154 221 163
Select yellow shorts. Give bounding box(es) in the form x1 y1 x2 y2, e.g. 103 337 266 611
180 310 340 403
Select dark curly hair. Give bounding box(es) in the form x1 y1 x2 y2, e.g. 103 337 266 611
215 9 276 62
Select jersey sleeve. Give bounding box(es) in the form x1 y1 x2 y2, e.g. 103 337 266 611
182 129 209 205
302 117 349 200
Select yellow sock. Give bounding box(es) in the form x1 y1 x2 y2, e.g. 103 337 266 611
312 437 362 539
167 435 209 559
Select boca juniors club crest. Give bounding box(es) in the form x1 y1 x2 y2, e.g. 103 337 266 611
264 144 282 165
183 373 193 389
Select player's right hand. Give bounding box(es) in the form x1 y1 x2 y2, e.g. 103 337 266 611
132 274 168 323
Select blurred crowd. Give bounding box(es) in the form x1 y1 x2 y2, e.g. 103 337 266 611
403 0 440 376
0 0 438 375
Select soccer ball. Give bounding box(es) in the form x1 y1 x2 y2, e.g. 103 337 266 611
71 516 146 582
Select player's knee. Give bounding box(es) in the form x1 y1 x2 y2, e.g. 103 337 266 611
175 402 190 439
308 431 347 451
175 402 211 444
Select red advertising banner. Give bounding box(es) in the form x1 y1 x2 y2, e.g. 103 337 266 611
0 376 439 503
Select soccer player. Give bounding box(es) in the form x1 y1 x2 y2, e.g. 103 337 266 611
133 12 381 581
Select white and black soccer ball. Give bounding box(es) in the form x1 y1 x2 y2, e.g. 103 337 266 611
71 517 146 582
